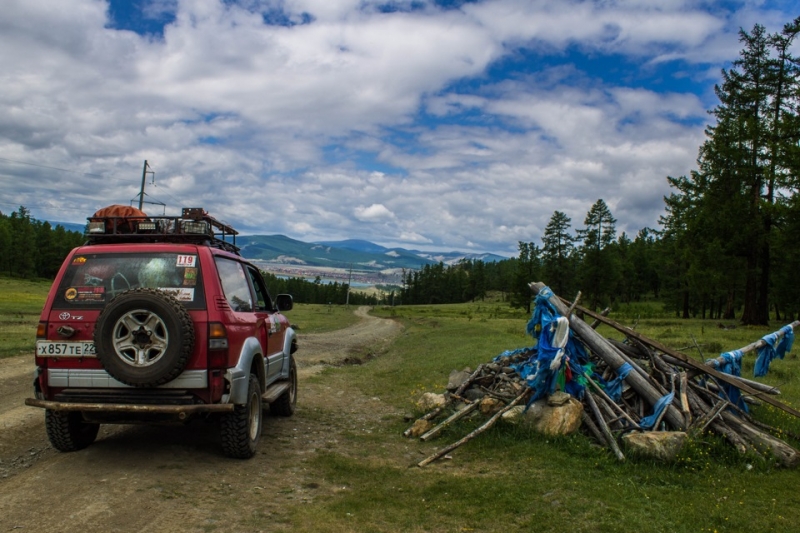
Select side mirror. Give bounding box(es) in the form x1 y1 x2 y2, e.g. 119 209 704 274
275 294 293 312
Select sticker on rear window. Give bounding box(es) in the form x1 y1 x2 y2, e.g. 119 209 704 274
66 286 105 303
158 287 195 302
183 267 197 286
72 256 87 265
176 255 197 268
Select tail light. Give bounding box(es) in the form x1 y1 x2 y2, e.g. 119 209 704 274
36 321 47 339
208 322 229 369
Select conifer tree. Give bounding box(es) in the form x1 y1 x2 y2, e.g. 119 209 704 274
577 199 618 310
541 210 575 298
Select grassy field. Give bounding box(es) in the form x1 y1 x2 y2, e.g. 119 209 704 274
0 277 50 358
4 279 800 531
285 300 800 533
283 303 363 333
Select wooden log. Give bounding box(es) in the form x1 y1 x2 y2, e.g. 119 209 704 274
678 372 692 427
581 411 607 445
531 282 685 430
661 354 781 395
709 321 800 363
582 372 641 429
719 410 800 467
420 402 480 442
417 392 526 467
686 388 751 455
565 291 582 317
568 302 800 420
585 390 625 461
606 338 667 395
589 307 611 329
694 397 728 432
403 364 486 437
648 374 676 431
685 384 789 461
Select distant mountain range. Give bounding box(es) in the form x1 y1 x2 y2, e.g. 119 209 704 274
239 235 507 271
51 220 506 272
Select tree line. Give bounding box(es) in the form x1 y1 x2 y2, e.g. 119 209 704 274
399 200 657 314
0 207 85 278
261 272 382 306
401 18 800 325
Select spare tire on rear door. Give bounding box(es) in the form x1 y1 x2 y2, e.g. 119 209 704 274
94 288 195 387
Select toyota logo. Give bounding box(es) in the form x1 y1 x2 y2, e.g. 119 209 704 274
59 312 71 320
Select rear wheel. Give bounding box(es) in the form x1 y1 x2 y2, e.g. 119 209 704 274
45 410 99 452
271 357 297 417
220 374 262 459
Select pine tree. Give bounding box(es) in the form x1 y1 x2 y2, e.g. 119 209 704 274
510 241 540 313
577 199 618 309
541 211 575 297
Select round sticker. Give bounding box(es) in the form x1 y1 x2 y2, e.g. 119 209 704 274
65 288 78 300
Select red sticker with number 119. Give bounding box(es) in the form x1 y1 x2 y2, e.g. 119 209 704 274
176 255 196 267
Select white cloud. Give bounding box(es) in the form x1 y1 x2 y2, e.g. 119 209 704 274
0 0 794 255
354 203 395 221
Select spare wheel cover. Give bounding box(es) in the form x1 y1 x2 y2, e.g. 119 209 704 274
94 288 195 387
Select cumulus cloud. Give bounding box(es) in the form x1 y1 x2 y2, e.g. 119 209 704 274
0 0 794 254
354 203 395 221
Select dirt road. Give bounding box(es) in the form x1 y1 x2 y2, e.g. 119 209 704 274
0 306 402 532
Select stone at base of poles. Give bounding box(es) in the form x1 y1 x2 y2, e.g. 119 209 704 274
407 419 435 438
416 392 446 411
622 431 688 461
503 392 583 436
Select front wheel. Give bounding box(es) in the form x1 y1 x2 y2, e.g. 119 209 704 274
220 374 263 459
45 410 99 452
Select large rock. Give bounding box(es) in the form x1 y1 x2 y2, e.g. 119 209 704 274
547 391 571 407
501 405 526 423
463 387 486 402
416 392 446 411
524 396 583 436
622 431 687 461
479 397 504 415
447 368 472 391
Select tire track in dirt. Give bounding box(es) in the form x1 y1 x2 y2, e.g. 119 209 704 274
0 306 404 533
295 305 402 375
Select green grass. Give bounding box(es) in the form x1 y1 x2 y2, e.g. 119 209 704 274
281 301 800 533
0 276 49 358
283 303 363 333
4 281 800 531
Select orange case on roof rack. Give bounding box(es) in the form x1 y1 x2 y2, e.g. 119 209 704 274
86 205 239 254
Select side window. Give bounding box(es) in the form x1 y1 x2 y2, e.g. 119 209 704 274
215 257 253 312
246 266 272 311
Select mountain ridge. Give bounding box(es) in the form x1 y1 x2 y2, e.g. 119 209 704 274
48 220 507 271
238 235 506 271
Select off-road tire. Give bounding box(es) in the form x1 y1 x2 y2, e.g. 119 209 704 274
94 288 194 387
45 410 99 452
221 374 263 459
270 356 297 417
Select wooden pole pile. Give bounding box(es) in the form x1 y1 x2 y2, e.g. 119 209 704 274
407 282 800 468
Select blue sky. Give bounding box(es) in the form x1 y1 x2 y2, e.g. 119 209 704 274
0 1 797 255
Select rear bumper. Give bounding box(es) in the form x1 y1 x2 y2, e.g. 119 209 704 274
25 398 234 417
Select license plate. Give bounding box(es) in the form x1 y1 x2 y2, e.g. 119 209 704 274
36 341 96 357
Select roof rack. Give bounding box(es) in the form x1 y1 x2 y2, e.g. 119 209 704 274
85 207 240 254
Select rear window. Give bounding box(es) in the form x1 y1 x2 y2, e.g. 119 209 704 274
53 252 206 310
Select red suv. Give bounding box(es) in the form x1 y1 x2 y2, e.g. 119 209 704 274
26 207 297 458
